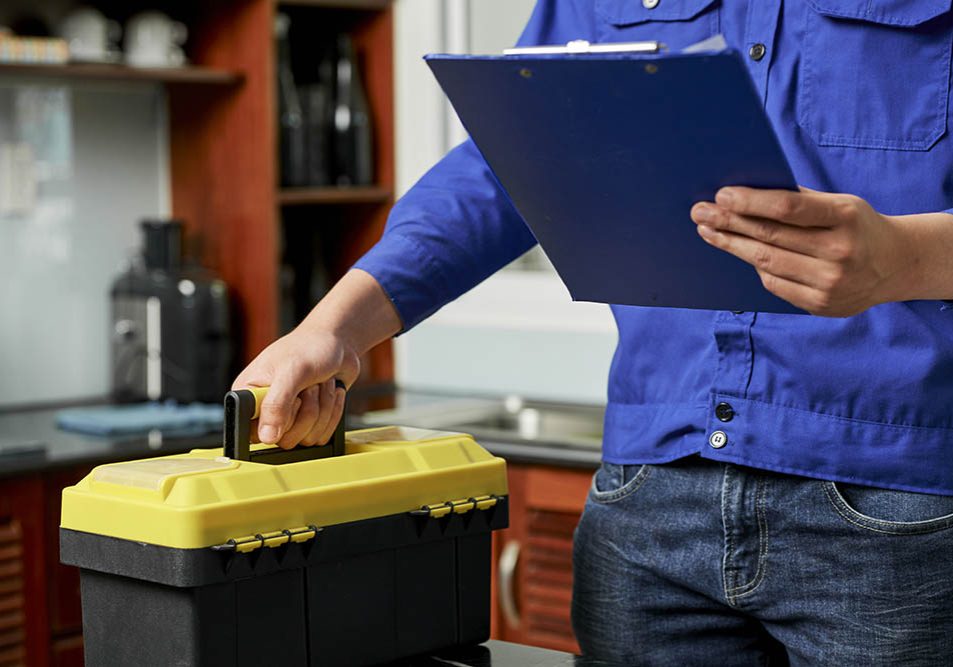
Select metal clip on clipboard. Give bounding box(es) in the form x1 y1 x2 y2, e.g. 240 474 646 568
502 34 726 56
503 39 665 56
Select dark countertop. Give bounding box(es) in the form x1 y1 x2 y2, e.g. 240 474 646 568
0 388 600 478
400 640 619 666
0 404 221 478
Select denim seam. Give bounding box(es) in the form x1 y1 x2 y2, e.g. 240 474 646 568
823 482 953 535
705 451 953 495
721 465 737 602
728 476 769 600
588 464 652 504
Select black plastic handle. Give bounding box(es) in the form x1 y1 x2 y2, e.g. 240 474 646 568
222 383 346 464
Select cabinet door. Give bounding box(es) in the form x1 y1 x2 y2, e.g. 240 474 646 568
494 464 591 654
45 468 91 639
0 476 48 667
51 635 83 667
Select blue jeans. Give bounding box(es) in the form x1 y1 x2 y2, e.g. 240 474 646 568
572 456 953 665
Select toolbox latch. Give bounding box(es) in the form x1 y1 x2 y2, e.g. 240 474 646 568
410 494 499 519
211 524 321 553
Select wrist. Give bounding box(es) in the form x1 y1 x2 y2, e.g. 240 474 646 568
877 214 921 304
295 268 401 357
880 212 953 303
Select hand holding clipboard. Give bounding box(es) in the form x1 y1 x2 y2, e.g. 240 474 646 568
426 36 801 313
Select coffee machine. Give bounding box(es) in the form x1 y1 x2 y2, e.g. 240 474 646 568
111 220 232 404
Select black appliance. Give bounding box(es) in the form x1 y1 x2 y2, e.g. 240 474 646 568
111 220 232 404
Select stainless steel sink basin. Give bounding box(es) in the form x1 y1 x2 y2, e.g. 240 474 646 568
358 396 605 450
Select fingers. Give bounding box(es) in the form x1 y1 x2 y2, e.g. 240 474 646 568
755 271 860 317
253 379 345 449
714 187 836 228
300 380 337 446
255 373 300 444
696 225 834 290
755 271 827 314
691 204 828 257
274 385 321 449
301 381 346 446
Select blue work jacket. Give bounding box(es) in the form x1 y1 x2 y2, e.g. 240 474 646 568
355 0 953 494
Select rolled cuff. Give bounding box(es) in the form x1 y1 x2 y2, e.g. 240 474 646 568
352 233 454 333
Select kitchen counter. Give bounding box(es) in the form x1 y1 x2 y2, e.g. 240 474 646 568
0 404 221 478
353 388 603 470
400 639 620 666
0 387 601 477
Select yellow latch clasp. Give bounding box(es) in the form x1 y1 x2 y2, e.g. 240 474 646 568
210 524 320 553
410 494 499 519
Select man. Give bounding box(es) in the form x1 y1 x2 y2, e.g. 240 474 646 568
234 1 953 663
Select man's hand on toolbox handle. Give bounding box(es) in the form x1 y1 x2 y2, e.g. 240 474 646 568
232 269 402 450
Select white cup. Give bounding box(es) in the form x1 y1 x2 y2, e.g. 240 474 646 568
124 11 187 68
59 7 121 63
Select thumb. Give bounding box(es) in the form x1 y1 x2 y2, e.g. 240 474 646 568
256 375 299 444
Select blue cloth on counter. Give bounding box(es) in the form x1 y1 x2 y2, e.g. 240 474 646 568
56 402 222 437
354 1 953 494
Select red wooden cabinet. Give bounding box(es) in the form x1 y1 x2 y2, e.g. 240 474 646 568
45 469 92 644
0 476 48 667
0 467 92 667
492 464 593 654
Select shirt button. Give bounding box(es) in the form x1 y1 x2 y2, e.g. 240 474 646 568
642 0 660 8
715 402 735 422
749 43 766 61
709 430 729 449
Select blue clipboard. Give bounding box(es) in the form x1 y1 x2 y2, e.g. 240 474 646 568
426 48 801 313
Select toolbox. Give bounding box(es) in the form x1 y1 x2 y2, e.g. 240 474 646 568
60 388 509 666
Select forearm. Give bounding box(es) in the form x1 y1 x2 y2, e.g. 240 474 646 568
888 212 953 302
296 268 401 356
352 140 537 330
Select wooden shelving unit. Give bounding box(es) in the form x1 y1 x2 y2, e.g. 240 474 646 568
278 186 392 206
166 0 395 384
0 62 241 86
0 3 396 661
277 0 391 9
0 1 395 381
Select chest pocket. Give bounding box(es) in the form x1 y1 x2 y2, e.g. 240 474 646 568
799 0 953 151
595 0 721 49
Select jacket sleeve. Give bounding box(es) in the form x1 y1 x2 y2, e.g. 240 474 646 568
352 0 598 331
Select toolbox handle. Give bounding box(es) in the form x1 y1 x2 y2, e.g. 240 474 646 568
223 383 346 464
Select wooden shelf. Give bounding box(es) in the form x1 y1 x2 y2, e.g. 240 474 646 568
276 0 391 9
0 62 242 86
278 186 392 206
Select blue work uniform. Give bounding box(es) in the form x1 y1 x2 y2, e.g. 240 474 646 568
355 0 953 495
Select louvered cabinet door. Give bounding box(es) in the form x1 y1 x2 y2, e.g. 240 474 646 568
0 477 48 667
495 464 592 654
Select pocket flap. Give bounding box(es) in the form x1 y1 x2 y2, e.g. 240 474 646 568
596 0 719 27
806 0 952 27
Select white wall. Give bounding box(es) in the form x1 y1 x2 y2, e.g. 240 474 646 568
392 0 617 404
0 80 168 407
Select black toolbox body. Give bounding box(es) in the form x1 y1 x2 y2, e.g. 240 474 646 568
62 498 508 666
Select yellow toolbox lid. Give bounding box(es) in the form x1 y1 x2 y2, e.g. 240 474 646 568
61 426 508 550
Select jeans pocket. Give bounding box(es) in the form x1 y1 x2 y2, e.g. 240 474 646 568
798 1 953 151
589 462 652 504
824 481 953 534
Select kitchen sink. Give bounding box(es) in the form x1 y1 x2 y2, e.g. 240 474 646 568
358 395 605 450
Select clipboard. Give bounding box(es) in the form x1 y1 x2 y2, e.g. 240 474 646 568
425 43 801 314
